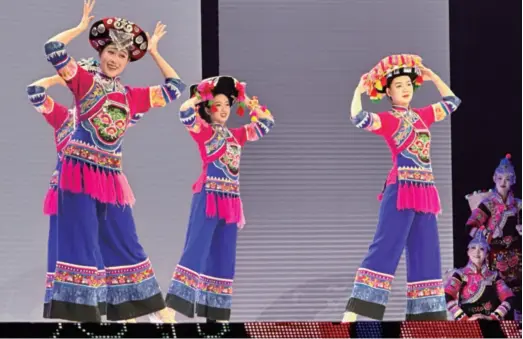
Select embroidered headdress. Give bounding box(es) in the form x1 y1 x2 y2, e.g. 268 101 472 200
468 231 490 253
362 54 424 102
494 154 516 185
189 76 247 121
89 17 148 62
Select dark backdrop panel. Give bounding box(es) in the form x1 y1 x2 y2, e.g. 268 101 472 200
449 0 522 267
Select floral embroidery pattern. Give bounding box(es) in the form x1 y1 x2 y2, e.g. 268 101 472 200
432 102 449 122
245 123 261 142
490 248 521 282
79 85 105 114
467 209 488 228
205 129 228 157
205 177 240 196
459 263 497 304
149 85 167 108
407 131 431 165
391 109 420 147
354 268 393 291
105 259 155 286
55 113 76 145
397 166 435 184
392 118 412 148
217 143 241 178
63 142 122 170
54 262 103 287
172 266 200 289
171 266 233 296
407 280 444 299
90 106 128 143
198 274 233 295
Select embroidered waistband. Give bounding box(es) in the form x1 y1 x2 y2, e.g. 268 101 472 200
397 166 435 184
63 142 122 171
205 176 240 196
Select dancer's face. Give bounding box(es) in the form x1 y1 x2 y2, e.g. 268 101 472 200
206 94 231 125
99 44 130 78
493 172 513 197
386 75 414 107
467 244 486 267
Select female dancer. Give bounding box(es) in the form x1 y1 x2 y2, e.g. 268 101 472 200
465 154 521 320
42 0 185 321
343 54 461 321
165 76 275 322
444 232 515 321
27 59 110 319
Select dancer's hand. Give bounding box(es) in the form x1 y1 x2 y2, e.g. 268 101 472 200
469 314 490 321
419 64 437 81
516 224 522 235
147 21 167 56
190 95 203 107
77 0 96 32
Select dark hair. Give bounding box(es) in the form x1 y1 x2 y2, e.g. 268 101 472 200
386 73 414 89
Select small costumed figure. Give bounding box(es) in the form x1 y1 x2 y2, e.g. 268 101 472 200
465 154 522 320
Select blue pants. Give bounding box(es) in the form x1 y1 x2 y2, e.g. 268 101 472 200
47 190 165 322
165 192 238 321
44 216 107 318
345 183 447 320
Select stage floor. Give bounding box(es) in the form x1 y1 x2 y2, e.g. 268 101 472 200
1 320 520 338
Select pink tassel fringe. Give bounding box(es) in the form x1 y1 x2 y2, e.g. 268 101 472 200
205 192 244 226
59 158 136 206
43 188 58 215
397 183 441 214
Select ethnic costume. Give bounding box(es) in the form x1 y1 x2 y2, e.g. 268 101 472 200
27 59 114 318
43 17 185 321
345 55 461 320
444 233 516 320
465 155 522 319
165 76 275 321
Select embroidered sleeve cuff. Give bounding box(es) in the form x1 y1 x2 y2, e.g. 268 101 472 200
443 95 462 112
27 85 46 106
44 41 70 67
351 110 382 132
351 110 370 127
179 107 197 128
167 77 187 94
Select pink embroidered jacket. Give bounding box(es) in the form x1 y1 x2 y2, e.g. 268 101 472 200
445 261 515 320
44 41 185 206
351 96 461 214
179 106 275 227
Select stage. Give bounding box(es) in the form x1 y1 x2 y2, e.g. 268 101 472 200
1 321 521 338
